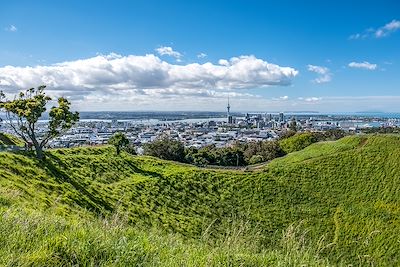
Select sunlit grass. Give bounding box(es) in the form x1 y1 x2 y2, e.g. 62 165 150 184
0 134 399 265
0 209 329 266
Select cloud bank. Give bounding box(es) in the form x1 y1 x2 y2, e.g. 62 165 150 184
0 53 298 105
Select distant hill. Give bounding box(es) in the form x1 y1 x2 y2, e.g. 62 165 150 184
0 134 399 266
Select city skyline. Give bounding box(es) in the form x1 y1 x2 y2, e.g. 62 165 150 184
1 0 400 112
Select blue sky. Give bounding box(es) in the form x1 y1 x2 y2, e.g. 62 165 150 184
1 0 400 112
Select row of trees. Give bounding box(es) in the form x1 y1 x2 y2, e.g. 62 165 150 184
141 130 347 167
141 136 248 166
141 136 284 167
0 86 79 159
361 127 400 134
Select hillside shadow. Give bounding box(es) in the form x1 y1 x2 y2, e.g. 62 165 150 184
39 152 114 214
123 159 164 179
0 133 16 145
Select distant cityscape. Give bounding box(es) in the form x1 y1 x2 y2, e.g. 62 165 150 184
1 101 400 152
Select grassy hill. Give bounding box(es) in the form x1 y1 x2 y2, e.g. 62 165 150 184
0 134 399 266
0 132 24 146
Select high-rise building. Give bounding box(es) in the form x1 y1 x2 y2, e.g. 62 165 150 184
279 112 284 122
228 115 233 124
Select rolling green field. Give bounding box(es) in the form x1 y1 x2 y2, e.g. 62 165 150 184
0 134 399 266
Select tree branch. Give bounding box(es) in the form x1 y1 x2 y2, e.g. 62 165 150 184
6 111 29 144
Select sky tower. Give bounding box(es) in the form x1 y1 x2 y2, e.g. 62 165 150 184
227 96 233 124
227 96 230 115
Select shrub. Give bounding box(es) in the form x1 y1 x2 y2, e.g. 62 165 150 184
123 144 137 155
248 155 264 165
244 140 285 163
143 136 185 162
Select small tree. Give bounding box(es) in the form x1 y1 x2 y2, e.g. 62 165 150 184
260 141 285 161
108 132 129 155
213 147 246 166
0 86 79 159
289 118 297 132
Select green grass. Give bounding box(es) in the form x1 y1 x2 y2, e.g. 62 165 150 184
0 133 24 146
0 209 329 266
278 132 317 154
0 134 399 266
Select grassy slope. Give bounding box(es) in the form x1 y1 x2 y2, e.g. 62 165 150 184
0 209 329 266
0 134 399 266
262 135 400 263
0 133 24 146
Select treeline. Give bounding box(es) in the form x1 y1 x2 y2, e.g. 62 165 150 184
361 126 400 134
142 129 347 167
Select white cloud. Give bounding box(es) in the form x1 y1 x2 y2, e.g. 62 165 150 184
348 61 377 70
0 53 298 106
375 20 400 38
349 33 362 40
349 31 372 40
297 96 322 103
304 97 322 102
5 25 17 32
155 46 182 59
197 53 207 58
350 19 400 39
218 59 230 66
273 95 289 101
307 64 332 83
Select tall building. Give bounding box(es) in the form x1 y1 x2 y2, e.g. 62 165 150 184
228 115 233 124
279 112 284 122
